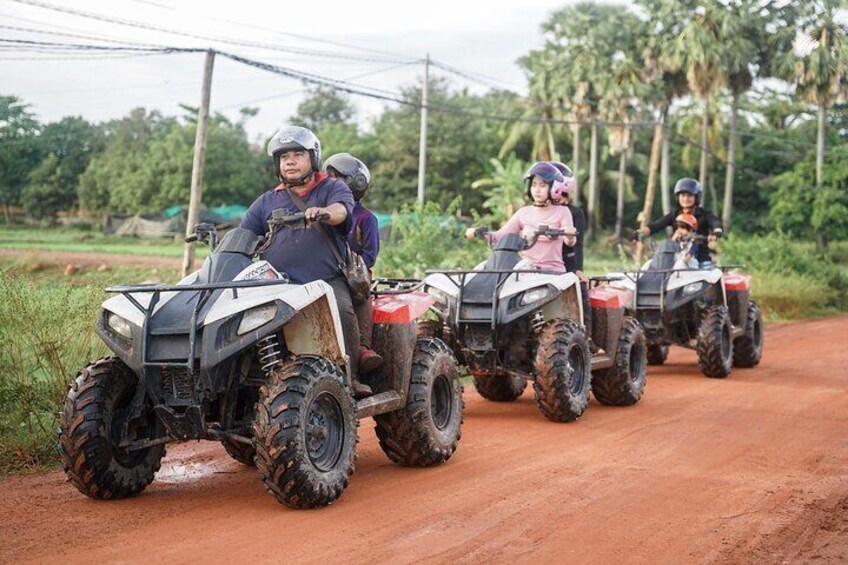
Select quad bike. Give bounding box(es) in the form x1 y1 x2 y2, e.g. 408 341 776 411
58 212 463 509
607 233 763 378
420 227 647 423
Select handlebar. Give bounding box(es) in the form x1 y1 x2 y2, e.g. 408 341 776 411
184 222 218 249
268 210 331 228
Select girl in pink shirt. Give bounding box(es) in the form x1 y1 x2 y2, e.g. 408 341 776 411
466 162 577 271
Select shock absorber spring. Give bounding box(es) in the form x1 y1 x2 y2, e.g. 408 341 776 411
257 334 283 376
531 310 546 335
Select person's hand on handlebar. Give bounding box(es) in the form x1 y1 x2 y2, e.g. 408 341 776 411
304 206 331 226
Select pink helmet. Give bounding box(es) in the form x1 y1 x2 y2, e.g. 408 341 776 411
548 161 575 201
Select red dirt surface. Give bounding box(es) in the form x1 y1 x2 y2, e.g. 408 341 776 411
1 316 846 564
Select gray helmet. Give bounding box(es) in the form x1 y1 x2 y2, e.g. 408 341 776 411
674 177 702 206
266 125 322 178
324 153 371 200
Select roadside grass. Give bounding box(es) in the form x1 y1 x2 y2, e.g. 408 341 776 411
0 226 208 258
0 263 176 474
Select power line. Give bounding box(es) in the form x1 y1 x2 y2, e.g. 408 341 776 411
0 23 168 48
119 0 421 62
9 0 414 64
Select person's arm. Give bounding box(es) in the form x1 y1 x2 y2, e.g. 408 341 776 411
558 207 577 248
469 209 523 242
642 211 675 236
240 194 269 236
572 206 586 271
358 212 380 268
305 202 347 225
309 178 354 232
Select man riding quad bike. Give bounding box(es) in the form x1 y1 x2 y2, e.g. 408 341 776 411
421 225 647 423
58 214 463 509
611 222 764 378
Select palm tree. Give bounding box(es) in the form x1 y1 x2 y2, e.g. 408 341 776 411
471 156 529 223
779 0 848 193
502 54 562 163
665 1 737 188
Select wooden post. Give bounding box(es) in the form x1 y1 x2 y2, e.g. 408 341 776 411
417 54 429 205
587 119 599 240
181 50 215 277
637 122 664 263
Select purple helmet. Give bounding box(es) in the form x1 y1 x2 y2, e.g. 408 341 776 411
524 161 564 201
548 161 575 201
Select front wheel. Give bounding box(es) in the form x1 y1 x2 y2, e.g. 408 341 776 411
374 337 463 467
253 355 357 509
697 305 733 378
591 317 647 406
733 300 763 368
58 357 164 500
533 319 592 422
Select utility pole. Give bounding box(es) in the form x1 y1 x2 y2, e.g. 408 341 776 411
181 49 215 277
417 54 429 205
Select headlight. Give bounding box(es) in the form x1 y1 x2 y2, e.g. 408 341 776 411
107 312 134 339
519 287 551 306
682 282 704 296
237 303 278 335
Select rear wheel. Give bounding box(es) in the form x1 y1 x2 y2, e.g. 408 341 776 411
253 355 357 509
697 305 733 378
646 343 668 366
58 357 164 500
733 300 763 368
533 319 591 423
473 373 527 402
592 317 647 406
375 337 463 467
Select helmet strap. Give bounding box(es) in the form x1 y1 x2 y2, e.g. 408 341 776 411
280 170 314 188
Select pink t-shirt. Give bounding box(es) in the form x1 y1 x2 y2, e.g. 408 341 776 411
487 204 576 271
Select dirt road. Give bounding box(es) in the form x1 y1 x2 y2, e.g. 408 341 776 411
1 316 846 564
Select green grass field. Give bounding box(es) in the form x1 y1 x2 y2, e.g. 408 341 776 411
0 227 208 258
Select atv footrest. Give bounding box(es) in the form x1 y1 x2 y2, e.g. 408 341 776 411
356 391 402 419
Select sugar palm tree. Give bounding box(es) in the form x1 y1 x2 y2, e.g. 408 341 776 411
471 156 529 223
779 0 848 191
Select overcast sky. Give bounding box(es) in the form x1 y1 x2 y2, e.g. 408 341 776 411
2 0 570 142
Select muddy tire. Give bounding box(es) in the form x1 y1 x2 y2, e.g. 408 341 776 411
253 355 357 509
533 319 592 423
591 317 647 406
646 343 668 366
375 337 463 467
697 305 733 378
473 373 527 402
733 300 763 368
57 357 164 500
221 438 256 466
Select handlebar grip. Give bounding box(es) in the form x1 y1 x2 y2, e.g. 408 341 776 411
184 234 199 243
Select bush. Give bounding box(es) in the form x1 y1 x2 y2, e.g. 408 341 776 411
721 233 847 317
375 198 487 278
0 271 108 472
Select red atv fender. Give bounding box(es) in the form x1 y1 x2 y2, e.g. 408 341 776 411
587 286 635 357
373 291 435 324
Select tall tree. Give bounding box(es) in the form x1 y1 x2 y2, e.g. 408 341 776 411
290 85 355 132
0 96 41 222
778 0 848 250
665 1 737 189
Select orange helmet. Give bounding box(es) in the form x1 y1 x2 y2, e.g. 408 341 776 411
674 213 698 231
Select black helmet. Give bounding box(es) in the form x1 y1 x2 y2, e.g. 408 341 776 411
524 161 564 202
267 125 322 183
324 153 371 201
674 177 702 205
